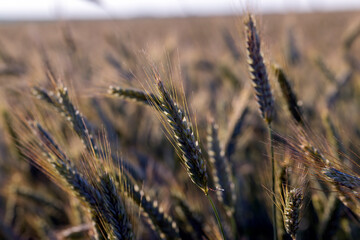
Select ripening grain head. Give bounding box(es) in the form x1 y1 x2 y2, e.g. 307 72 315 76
245 14 274 124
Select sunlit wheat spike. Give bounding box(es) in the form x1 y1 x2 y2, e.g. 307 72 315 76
245 14 274 124
56 87 99 156
32 86 99 156
207 121 235 216
33 86 141 184
156 79 208 194
323 167 360 191
125 178 180 240
273 65 303 125
108 85 161 106
30 122 106 237
284 188 303 240
99 173 133 240
55 167 107 239
30 122 122 239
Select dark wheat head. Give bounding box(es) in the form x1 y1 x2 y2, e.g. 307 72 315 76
245 14 274 124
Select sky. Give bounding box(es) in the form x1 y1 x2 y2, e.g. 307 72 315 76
0 0 360 21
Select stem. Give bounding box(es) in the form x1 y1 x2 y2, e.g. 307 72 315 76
207 194 225 240
269 124 278 240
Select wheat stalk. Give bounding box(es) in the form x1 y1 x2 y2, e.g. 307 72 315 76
245 14 277 239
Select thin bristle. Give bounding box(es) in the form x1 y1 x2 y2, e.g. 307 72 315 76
245 14 274 124
156 79 208 194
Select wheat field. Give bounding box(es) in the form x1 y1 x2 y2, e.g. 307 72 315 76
0 11 360 240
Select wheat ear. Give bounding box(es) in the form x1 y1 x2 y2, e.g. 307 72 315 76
156 80 208 194
284 188 303 240
273 65 303 125
99 173 134 240
207 121 235 216
31 122 134 239
125 178 180 240
108 86 161 106
245 14 277 240
153 78 224 239
245 15 274 124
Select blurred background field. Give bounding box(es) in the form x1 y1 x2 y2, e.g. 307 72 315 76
1 5 360 240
